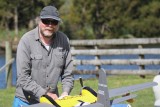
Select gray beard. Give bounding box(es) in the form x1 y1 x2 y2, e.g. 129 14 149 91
41 30 54 39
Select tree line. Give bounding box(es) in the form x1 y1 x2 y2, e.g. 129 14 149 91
0 0 160 39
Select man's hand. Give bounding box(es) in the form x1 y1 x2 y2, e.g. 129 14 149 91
47 92 58 100
58 92 68 99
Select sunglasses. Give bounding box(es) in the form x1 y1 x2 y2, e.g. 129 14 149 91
41 19 59 25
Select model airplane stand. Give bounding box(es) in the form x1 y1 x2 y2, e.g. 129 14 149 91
25 69 158 107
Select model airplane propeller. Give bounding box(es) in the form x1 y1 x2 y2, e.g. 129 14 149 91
25 69 157 107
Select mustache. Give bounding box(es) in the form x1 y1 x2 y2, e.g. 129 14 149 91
45 28 54 31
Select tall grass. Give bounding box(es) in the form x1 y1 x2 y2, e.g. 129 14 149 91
0 75 155 107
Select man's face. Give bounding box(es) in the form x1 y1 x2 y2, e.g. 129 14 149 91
39 18 59 38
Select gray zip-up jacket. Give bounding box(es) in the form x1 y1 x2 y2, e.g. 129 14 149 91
15 27 74 104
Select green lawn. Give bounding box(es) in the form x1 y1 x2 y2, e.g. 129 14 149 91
0 87 15 107
0 75 156 107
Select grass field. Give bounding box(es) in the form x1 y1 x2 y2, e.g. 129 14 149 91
0 75 156 107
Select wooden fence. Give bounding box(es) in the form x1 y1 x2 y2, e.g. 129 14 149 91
70 38 160 75
1 38 160 75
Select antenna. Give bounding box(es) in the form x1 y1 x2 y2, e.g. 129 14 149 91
79 77 83 87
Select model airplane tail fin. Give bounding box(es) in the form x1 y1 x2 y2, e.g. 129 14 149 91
97 68 111 107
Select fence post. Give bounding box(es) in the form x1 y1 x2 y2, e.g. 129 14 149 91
5 41 13 88
95 45 100 71
138 45 145 70
138 45 146 78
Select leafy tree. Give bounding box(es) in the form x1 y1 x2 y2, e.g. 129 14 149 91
61 0 160 39
0 0 13 30
0 0 65 36
0 0 160 39
59 0 94 39
61 0 108 39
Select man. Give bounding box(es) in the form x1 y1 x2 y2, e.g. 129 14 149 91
13 5 74 107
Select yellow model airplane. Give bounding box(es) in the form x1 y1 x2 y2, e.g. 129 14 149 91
26 69 157 107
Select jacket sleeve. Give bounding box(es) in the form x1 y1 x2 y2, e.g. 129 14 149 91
16 38 46 99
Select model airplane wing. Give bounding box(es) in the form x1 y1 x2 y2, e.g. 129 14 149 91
109 81 157 98
110 94 137 105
